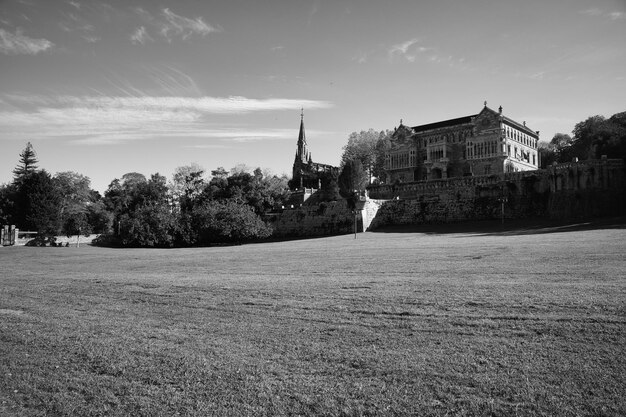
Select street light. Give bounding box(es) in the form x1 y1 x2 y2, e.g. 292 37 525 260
497 196 508 225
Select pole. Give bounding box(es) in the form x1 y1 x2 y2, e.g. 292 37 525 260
354 211 357 239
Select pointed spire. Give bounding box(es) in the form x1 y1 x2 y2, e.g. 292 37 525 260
295 109 308 163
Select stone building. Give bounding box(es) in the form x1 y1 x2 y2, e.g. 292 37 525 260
385 103 539 182
290 110 339 190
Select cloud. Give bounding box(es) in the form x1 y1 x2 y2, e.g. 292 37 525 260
131 26 153 45
0 28 54 55
67 0 80 9
271 46 284 52
389 38 420 57
160 8 220 41
82 35 100 43
352 50 370 64
579 8 625 20
131 7 221 44
388 38 438 63
579 8 603 17
0 94 333 145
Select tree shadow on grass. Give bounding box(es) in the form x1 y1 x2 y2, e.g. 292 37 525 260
370 216 626 237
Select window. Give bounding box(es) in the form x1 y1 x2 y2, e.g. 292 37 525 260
484 164 492 175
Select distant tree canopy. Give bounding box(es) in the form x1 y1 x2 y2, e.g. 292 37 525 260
540 111 626 167
95 165 288 247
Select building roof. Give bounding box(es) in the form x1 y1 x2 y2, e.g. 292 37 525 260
405 106 539 138
411 115 475 133
501 116 539 138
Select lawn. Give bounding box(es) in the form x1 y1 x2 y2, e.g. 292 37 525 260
1 220 625 416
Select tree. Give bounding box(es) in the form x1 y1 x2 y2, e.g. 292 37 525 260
169 163 205 210
341 129 392 184
12 142 39 182
53 171 93 237
190 200 272 245
86 200 112 234
0 183 15 225
548 133 574 163
538 141 557 168
338 159 368 197
18 171 62 235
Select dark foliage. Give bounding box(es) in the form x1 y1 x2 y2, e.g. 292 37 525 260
12 142 39 182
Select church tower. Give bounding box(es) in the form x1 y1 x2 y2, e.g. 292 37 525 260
294 109 311 165
290 109 339 191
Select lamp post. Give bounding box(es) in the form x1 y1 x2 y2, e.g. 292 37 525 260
497 196 508 225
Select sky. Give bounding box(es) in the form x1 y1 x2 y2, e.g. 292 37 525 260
1 0 625 193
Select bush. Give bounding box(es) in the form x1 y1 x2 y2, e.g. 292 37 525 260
191 200 272 245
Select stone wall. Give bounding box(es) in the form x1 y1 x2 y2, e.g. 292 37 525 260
269 159 624 238
269 200 361 238
367 158 625 229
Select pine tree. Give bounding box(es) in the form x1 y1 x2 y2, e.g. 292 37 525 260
13 142 39 181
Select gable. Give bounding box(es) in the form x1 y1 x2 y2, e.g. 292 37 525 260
473 106 501 133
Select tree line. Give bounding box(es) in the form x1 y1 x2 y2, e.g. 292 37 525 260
0 144 291 247
1 112 623 246
539 111 626 167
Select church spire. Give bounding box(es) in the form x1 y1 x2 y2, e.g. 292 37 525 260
295 108 309 163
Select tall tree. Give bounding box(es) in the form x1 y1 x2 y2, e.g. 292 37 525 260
338 159 368 197
12 142 39 181
340 129 392 184
18 171 62 235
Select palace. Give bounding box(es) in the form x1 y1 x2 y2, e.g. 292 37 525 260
385 103 539 182
290 111 339 190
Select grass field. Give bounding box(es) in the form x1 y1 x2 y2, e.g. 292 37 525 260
1 220 625 416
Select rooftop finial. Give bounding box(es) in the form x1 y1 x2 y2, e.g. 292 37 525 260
400 118 403 125
484 100 487 107
499 105 502 114
301 107 304 121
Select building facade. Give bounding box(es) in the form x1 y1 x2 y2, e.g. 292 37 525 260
385 104 539 182
291 111 339 190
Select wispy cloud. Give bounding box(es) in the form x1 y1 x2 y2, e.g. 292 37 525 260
82 35 100 43
579 8 625 20
387 38 467 69
0 28 53 55
0 94 333 145
388 38 440 63
131 26 152 45
160 8 220 42
352 50 370 64
608 11 625 20
388 38 420 60
131 7 221 44
143 65 202 96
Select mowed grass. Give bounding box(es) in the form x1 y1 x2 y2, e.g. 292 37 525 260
1 221 625 416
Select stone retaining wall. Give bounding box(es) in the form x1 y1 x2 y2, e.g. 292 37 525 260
269 200 360 237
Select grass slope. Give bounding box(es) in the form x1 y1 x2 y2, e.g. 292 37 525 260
1 222 625 416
